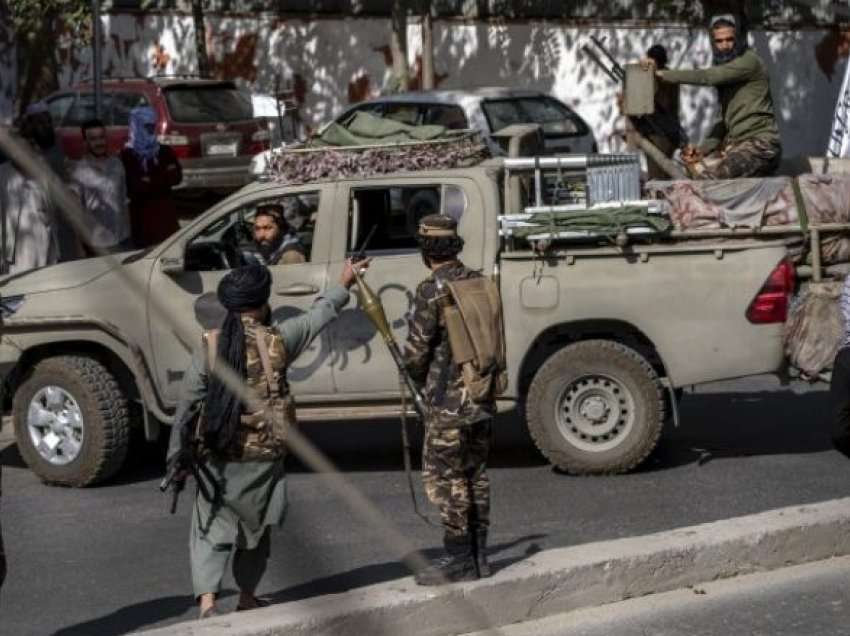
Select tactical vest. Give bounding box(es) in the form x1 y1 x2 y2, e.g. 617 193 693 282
437 275 508 403
203 320 297 461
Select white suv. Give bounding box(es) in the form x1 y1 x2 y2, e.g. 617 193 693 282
250 87 598 176
334 87 597 155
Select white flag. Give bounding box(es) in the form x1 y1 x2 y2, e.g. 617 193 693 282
827 58 850 157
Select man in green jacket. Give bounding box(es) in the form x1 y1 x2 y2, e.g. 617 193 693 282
647 14 782 179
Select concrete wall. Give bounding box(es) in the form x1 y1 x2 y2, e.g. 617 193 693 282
6 13 848 157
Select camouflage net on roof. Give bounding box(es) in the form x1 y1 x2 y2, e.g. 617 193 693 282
265 133 491 185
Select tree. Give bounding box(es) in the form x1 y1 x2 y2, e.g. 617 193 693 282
191 0 211 78
388 0 411 92
4 0 91 114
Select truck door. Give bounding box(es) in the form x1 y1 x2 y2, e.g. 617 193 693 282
327 177 484 398
147 185 336 407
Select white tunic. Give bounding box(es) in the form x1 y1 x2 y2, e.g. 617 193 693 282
69 156 130 248
0 162 58 275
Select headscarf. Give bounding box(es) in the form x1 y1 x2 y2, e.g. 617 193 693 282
710 14 748 66
126 106 160 170
204 264 272 452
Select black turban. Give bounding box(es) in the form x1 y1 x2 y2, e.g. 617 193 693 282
217 264 271 311
205 264 272 452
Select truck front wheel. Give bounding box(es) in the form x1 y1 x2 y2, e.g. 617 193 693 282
526 340 665 474
13 356 130 487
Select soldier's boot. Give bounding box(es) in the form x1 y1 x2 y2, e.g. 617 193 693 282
473 527 491 578
415 533 478 586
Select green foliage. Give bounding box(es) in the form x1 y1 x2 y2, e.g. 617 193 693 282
7 0 92 42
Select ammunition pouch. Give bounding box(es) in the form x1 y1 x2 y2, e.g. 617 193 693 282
441 276 508 403
202 327 296 462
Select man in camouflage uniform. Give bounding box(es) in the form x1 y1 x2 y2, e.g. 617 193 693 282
649 14 782 180
404 214 495 585
168 259 366 618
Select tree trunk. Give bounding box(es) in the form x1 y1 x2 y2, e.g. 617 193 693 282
16 16 60 114
192 0 210 78
389 0 410 92
421 5 434 90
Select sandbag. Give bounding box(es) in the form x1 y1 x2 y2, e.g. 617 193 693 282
784 281 844 377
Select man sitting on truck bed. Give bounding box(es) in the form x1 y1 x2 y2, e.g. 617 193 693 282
645 14 781 180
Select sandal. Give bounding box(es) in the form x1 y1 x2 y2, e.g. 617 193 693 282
200 606 219 619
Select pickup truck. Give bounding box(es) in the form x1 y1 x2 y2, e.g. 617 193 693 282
0 147 803 486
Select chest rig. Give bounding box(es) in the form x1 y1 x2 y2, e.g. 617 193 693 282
203 319 297 461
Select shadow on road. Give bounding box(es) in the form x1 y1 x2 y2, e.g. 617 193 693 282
640 389 835 473
266 533 547 605
50 593 207 636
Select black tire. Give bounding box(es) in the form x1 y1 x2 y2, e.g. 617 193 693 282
526 340 665 475
13 356 130 487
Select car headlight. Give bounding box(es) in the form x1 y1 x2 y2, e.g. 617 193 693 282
0 295 25 318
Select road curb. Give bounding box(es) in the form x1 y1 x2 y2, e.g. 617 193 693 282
136 497 850 636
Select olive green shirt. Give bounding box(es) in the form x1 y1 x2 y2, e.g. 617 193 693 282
661 49 780 154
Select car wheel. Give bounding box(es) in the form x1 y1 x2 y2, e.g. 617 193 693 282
526 340 665 475
13 356 130 487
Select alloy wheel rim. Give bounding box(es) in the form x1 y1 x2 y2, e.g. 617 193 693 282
27 386 85 466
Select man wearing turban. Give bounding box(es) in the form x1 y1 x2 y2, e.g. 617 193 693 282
167 258 368 618
645 14 782 179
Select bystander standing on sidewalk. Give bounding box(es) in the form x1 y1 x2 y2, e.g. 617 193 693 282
18 102 84 262
70 119 132 255
120 106 182 248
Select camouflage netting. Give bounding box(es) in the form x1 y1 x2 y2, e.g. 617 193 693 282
265 112 491 185
266 133 490 185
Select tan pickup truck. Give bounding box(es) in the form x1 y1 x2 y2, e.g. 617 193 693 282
0 151 804 486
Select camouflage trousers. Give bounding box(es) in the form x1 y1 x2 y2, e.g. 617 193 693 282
421 419 492 537
691 138 782 180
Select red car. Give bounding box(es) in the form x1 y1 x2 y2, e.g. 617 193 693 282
45 77 269 191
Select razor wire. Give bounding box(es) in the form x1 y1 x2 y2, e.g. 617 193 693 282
0 126 506 635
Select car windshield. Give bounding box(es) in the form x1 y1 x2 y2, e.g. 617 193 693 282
481 97 587 137
164 85 254 123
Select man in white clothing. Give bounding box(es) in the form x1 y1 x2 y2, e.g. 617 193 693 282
70 119 131 254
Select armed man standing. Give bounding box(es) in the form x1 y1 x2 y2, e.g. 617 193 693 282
645 14 782 179
166 258 368 618
403 214 506 586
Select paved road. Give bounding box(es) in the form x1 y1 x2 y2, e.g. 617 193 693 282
1 376 848 635
474 556 850 636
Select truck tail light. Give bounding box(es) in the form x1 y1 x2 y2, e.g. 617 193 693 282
248 129 270 155
746 259 795 324
157 133 194 158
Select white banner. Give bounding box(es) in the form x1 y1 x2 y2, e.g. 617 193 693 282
827 57 850 157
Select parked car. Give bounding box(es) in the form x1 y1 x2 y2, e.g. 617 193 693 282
45 77 269 191
250 87 598 177
333 87 598 155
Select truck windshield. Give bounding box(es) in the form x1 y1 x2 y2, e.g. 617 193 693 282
164 85 254 123
482 97 588 138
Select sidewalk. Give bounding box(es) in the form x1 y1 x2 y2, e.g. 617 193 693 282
136 497 850 636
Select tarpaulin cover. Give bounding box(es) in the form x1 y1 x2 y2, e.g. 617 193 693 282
645 178 798 229
785 281 845 377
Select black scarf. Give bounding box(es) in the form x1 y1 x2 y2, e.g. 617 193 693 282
204 264 271 452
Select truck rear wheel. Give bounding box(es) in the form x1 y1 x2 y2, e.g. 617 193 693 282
13 356 130 487
526 340 664 474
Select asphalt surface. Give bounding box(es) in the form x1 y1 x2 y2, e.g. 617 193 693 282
476 556 850 636
1 376 848 636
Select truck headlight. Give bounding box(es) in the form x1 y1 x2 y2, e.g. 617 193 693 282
0 295 24 318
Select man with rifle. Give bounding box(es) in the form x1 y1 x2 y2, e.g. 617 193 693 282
165 258 368 618
645 14 782 179
402 215 506 585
